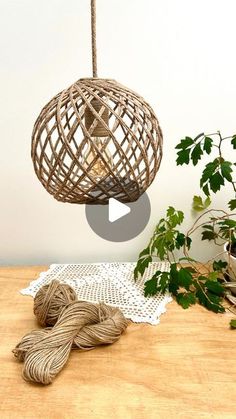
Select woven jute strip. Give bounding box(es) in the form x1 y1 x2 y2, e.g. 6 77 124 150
13 280 128 385
85 98 109 137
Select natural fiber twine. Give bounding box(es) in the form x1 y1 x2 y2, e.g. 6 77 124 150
13 280 128 385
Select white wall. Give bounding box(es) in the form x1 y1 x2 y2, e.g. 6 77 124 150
0 0 235 265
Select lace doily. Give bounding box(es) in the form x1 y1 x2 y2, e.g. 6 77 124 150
20 262 172 325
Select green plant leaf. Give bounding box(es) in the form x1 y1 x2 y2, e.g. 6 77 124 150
230 319 236 329
228 199 236 210
169 264 179 295
207 271 219 281
203 137 213 154
144 277 159 296
207 291 224 308
167 206 175 217
158 272 171 292
204 196 211 208
220 161 233 182
200 161 218 187
231 135 236 149
184 266 197 273
177 210 184 225
216 220 236 242
218 219 236 229
186 236 192 250
192 195 203 211
134 247 152 279
176 149 191 165
175 137 194 149
178 268 193 290
176 292 196 309
194 133 205 141
201 230 217 241
192 195 211 212
205 280 225 296
152 235 167 260
144 271 170 296
191 143 203 166
202 184 210 196
196 285 225 313
202 224 214 230
213 260 228 271
209 171 224 193
175 232 185 249
167 207 184 228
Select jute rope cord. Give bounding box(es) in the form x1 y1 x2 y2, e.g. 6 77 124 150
31 0 163 204
13 280 128 385
91 0 97 77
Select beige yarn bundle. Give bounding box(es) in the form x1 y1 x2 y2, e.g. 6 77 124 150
13 280 128 385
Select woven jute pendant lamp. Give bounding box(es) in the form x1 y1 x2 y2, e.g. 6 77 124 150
31 0 163 204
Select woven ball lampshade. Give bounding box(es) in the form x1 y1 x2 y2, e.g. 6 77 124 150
31 1 163 205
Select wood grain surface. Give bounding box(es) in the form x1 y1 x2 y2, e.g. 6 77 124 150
0 266 235 419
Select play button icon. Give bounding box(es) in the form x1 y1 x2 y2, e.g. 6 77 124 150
109 198 131 223
85 192 151 242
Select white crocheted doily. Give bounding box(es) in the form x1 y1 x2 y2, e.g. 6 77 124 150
20 262 172 325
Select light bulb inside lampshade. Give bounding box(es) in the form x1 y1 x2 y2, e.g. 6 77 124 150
82 136 113 179
83 98 114 182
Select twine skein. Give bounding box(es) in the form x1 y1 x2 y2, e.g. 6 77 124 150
13 280 128 385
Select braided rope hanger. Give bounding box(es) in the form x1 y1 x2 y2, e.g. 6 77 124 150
91 0 98 77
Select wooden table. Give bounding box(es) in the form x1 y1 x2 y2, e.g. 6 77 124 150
0 267 236 419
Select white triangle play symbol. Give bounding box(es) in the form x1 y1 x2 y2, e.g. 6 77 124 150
108 198 131 223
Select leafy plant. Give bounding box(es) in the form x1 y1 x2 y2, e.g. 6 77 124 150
134 132 236 325
176 132 236 209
